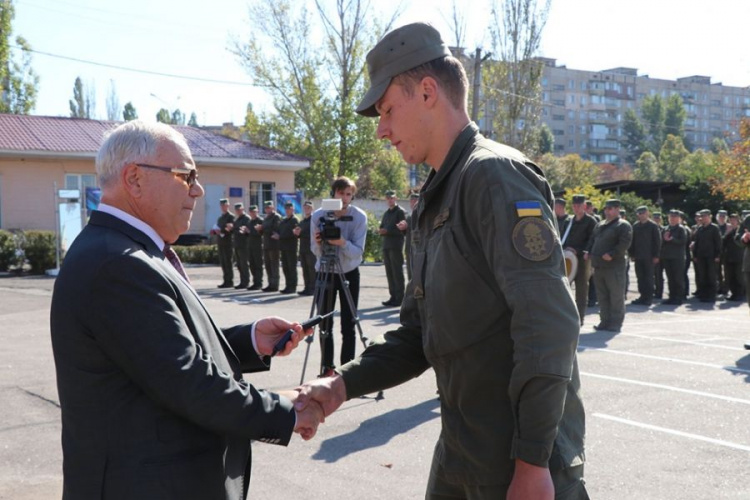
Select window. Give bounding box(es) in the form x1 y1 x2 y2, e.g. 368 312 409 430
569 80 575 89
569 95 575 104
552 114 565 121
65 173 97 193
553 129 565 136
249 182 275 208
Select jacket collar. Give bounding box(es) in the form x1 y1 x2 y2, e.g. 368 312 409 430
88 210 163 255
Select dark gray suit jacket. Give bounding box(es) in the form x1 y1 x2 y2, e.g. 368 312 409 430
50 211 295 500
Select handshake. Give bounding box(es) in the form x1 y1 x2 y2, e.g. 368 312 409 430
256 316 348 442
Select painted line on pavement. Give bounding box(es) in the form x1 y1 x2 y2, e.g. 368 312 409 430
611 332 746 351
581 372 750 405
578 345 750 375
593 413 750 452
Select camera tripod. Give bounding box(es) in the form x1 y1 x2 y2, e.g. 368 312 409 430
299 244 384 400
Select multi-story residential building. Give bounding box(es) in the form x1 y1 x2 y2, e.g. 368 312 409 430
536 57 750 165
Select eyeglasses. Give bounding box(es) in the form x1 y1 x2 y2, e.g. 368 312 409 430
136 163 198 187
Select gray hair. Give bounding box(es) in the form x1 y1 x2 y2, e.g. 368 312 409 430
96 120 188 187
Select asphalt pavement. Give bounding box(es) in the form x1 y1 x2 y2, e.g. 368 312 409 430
1 263 749 499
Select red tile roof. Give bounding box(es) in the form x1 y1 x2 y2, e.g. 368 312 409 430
0 114 308 164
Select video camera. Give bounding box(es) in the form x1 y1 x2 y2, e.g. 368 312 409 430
318 199 353 241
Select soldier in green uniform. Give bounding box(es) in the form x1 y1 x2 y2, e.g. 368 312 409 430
231 203 251 289
554 198 570 236
629 206 662 306
723 213 745 301
717 209 729 295
735 211 750 348
591 199 633 332
295 201 316 296
214 198 235 288
563 194 596 325
397 192 420 281
260 200 281 292
379 190 406 306
246 205 264 290
660 209 688 305
692 209 722 302
652 212 665 300
295 23 587 499
278 202 299 294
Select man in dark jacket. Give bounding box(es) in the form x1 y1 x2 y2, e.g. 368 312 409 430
564 194 596 325
590 199 633 332
215 198 235 288
295 201 316 296
259 201 282 292
629 206 662 306
735 212 750 349
379 190 406 306
692 209 722 303
278 202 299 294
724 213 745 301
652 212 665 299
295 22 587 499
660 209 688 305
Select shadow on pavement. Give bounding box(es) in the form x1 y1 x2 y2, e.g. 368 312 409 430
312 397 440 463
577 329 620 350
731 352 750 383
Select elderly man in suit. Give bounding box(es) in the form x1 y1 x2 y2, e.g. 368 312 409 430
50 120 322 500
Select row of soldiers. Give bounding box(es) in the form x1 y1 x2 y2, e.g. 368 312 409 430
213 198 316 295
556 196 750 333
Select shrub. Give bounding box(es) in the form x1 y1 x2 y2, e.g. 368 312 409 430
172 244 219 264
364 211 383 263
0 230 17 272
20 230 56 274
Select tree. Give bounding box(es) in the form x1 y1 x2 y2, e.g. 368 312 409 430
641 94 665 155
69 76 95 119
537 122 554 155
188 112 198 127
712 119 750 201
658 134 689 181
122 101 137 121
633 151 658 181
171 109 186 125
233 0 403 197
156 108 171 123
622 108 647 164
0 0 39 114
664 93 686 142
105 80 121 121
484 0 550 154
536 153 598 193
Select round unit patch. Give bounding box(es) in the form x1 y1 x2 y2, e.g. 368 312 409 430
512 218 556 261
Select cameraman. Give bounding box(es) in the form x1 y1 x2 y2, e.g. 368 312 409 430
311 176 368 371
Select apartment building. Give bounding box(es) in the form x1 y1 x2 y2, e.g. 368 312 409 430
537 57 750 165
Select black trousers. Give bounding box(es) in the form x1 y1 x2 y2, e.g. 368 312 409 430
319 268 360 369
725 261 745 298
233 243 249 286
694 257 717 300
634 258 655 302
249 242 263 287
263 249 280 289
280 248 298 290
383 247 405 302
299 250 317 293
218 240 234 285
654 260 664 298
662 257 685 301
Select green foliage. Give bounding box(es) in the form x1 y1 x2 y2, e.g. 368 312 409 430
156 108 171 123
188 112 198 127
623 95 687 166
622 108 647 164
69 76 94 118
633 151 658 181
604 191 656 224
665 94 686 142
123 101 137 121
233 0 403 198
172 245 219 264
562 184 606 210
19 230 56 274
363 211 383 263
0 1 38 114
537 123 554 155
0 229 17 271
536 153 599 193
658 134 690 181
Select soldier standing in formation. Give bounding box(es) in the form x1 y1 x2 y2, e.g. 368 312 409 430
652 212 665 300
629 206 662 306
379 190 406 307
215 198 235 288
717 209 729 295
295 201 316 296
554 198 570 235
660 209 688 305
278 202 299 294
723 213 745 301
231 203 252 289
590 199 633 333
563 194 596 326
397 192 420 281
258 200 281 292
585 200 600 307
246 205 264 290
692 209 722 303
735 212 750 349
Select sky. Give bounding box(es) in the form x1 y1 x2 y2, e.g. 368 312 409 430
8 0 750 126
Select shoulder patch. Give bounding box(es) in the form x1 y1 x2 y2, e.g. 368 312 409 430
515 201 543 217
512 218 556 261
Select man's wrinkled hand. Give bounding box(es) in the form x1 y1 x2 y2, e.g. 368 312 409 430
255 317 313 357
295 375 347 418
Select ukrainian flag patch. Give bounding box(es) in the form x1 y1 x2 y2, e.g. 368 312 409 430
515 201 543 217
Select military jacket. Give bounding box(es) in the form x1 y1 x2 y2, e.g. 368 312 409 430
278 216 299 252
590 217 633 268
735 215 750 272
556 215 571 237
340 123 584 485
629 219 662 260
562 214 596 256
660 224 688 260
379 205 406 250
298 216 313 255
248 216 263 248
217 211 235 246
723 227 744 263
232 213 252 248
692 223 721 259
261 212 282 251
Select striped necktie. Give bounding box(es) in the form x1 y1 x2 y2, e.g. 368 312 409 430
163 244 191 284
